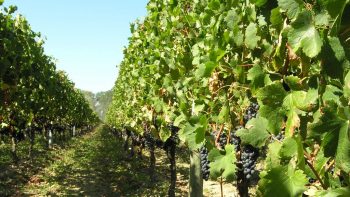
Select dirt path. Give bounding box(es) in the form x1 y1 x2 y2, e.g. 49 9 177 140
19 125 239 196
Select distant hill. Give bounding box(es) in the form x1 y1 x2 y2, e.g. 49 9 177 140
80 89 113 121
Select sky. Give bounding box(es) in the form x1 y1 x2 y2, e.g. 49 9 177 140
3 0 148 93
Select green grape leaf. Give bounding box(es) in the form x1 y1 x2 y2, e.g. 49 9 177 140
316 187 350 197
277 0 303 19
284 75 303 90
218 105 229 124
279 137 298 159
320 0 348 35
159 126 172 142
257 82 288 107
314 149 329 176
335 120 350 173
344 70 350 98
247 65 266 92
285 110 300 137
215 49 227 62
283 91 306 111
323 85 342 105
254 0 268 7
258 166 308 196
308 107 350 173
236 117 269 148
315 10 330 27
270 8 283 26
225 8 241 30
259 104 284 135
208 145 236 181
323 37 350 80
288 11 323 58
283 89 317 136
0 0 4 5
257 15 267 27
208 0 221 10
233 26 244 46
245 23 260 49
265 141 282 168
173 113 187 127
179 118 207 150
195 61 218 78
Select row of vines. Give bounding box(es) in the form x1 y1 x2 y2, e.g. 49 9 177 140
106 0 350 196
0 2 99 164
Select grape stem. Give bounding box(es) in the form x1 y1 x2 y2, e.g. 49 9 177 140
237 64 254 67
215 124 224 148
304 155 327 189
325 159 335 173
220 176 223 197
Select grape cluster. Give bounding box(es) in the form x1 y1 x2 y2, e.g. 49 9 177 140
275 131 285 141
144 132 165 149
241 145 259 180
243 102 259 124
199 146 210 181
218 132 227 149
230 126 243 151
308 177 316 184
144 132 155 149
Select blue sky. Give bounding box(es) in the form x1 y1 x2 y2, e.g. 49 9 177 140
3 0 148 93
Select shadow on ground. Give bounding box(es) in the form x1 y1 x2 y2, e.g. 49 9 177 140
20 125 190 196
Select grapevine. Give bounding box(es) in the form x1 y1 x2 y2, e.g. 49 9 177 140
104 0 350 196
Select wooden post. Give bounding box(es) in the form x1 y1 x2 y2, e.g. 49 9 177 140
189 150 203 197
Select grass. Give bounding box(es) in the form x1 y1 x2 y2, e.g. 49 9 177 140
1 124 240 196
15 125 189 196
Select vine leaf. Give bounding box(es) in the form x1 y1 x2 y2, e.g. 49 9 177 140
344 70 350 98
159 126 172 142
195 61 217 78
247 65 267 92
245 22 260 49
322 0 349 35
225 8 241 30
323 85 342 105
236 117 269 148
288 11 323 58
279 137 298 159
270 7 283 26
277 0 303 19
323 37 350 80
259 104 284 135
265 141 282 169
254 0 268 7
208 145 236 181
257 82 287 134
258 166 308 196
283 90 318 136
257 82 287 106
208 0 221 11
179 116 207 150
284 75 303 90
316 187 350 197
308 106 350 173
218 105 229 124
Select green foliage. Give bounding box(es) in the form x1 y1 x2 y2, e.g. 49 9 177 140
106 0 350 195
0 3 98 130
236 117 269 148
208 145 236 182
258 165 308 196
